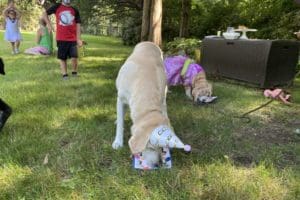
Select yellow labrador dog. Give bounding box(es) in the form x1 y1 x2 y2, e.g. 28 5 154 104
112 42 171 167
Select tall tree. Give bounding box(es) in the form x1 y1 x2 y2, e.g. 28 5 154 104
141 0 162 46
149 0 162 46
140 0 151 41
179 0 191 38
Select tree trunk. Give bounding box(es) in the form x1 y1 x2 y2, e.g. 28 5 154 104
148 0 162 46
39 0 56 9
179 0 191 38
140 0 151 41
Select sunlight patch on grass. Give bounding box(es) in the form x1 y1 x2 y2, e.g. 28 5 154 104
0 164 32 192
96 175 154 199
49 104 115 131
67 106 114 121
10 80 38 88
82 56 124 62
183 163 290 200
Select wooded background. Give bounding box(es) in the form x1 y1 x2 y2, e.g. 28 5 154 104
1 0 300 45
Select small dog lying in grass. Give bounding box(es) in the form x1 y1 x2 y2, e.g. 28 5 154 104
112 42 190 169
164 55 214 103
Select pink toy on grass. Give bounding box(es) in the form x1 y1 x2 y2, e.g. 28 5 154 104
263 88 291 104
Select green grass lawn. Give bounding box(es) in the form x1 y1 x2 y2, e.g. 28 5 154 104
0 30 299 200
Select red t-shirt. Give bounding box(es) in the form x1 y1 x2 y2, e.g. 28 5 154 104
47 3 81 41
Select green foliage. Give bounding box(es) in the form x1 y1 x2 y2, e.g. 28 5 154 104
188 0 300 40
163 0 300 41
71 0 143 41
0 0 43 31
120 10 142 45
236 0 300 39
2 0 300 42
162 0 181 41
163 38 201 61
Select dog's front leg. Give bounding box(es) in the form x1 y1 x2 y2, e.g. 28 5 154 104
184 86 193 100
112 97 125 149
162 86 169 119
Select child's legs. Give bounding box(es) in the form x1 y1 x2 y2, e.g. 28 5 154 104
70 44 79 72
59 59 68 75
10 42 15 51
15 40 20 50
71 58 78 72
57 41 69 75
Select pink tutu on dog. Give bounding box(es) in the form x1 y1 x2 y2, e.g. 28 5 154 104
164 55 204 86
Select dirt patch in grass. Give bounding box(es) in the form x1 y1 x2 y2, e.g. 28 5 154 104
232 155 254 167
236 112 300 145
232 109 300 168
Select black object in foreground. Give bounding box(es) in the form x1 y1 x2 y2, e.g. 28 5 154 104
0 58 5 75
0 58 12 132
0 99 12 132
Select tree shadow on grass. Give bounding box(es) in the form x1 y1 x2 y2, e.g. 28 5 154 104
166 82 300 170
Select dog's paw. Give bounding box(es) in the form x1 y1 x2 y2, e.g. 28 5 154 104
112 139 123 149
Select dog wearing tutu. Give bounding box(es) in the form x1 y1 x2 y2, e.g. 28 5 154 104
164 55 214 103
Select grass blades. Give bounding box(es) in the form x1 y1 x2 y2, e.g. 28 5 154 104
0 30 299 199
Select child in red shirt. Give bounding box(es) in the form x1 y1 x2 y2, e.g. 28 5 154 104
43 0 83 79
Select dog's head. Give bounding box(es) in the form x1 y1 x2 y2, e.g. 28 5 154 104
137 136 170 169
131 125 189 169
134 42 163 61
134 125 190 169
192 72 212 102
134 145 172 169
140 144 162 168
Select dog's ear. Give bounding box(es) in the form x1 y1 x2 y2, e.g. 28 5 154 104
0 58 5 75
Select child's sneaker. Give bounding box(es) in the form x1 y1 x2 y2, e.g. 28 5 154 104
71 71 78 77
62 74 69 80
15 49 20 54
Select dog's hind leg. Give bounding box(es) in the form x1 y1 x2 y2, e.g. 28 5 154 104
112 97 125 149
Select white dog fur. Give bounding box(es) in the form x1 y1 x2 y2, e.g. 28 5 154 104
112 42 171 165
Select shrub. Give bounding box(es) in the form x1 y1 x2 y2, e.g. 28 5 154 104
163 38 202 62
121 12 141 46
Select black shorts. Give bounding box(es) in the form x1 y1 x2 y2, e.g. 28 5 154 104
57 41 78 60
